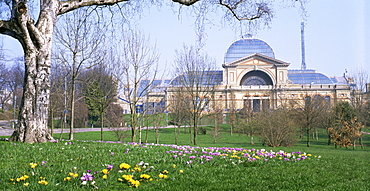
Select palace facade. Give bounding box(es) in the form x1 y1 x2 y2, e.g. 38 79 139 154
125 35 353 113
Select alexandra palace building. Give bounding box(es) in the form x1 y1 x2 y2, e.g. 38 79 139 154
132 34 353 114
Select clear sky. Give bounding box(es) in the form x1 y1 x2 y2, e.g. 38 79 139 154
2 0 369 78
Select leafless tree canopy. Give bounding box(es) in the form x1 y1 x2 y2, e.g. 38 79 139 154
0 0 305 143
110 29 159 142
171 45 216 145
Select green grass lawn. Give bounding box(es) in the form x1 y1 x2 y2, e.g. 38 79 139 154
1 126 369 190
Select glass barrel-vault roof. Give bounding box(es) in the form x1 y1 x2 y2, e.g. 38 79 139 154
225 34 275 63
288 70 334 85
170 71 223 86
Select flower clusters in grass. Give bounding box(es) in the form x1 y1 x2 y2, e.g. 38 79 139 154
3 140 322 190
163 145 321 166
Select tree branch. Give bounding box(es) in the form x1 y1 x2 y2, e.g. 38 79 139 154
219 0 271 21
172 0 199 6
0 20 19 39
57 0 129 15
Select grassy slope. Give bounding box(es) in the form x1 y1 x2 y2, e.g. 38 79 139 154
0 125 369 190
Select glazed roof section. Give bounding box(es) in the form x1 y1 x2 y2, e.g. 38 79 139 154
170 71 223 86
287 69 337 85
225 36 275 63
138 79 171 97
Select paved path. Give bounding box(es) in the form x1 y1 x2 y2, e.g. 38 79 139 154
0 125 176 137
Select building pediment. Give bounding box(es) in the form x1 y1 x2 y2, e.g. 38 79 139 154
222 53 290 68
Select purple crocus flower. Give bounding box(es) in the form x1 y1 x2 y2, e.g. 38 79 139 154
81 173 94 181
107 165 113 170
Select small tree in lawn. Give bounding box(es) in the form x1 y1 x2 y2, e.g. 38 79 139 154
169 90 191 145
84 67 118 141
53 8 106 141
292 94 331 147
210 109 223 144
228 94 238 136
254 110 298 147
171 45 216 145
328 117 363 149
210 97 224 144
236 105 255 145
110 30 159 143
328 101 363 149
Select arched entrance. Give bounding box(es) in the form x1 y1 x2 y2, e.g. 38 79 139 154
240 71 273 86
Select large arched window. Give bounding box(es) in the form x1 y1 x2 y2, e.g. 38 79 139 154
240 71 273 86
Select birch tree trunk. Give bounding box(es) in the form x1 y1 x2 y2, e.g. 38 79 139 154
10 41 54 143
7 0 57 143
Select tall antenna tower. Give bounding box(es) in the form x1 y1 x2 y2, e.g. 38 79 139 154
301 21 306 70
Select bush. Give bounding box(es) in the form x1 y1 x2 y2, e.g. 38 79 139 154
254 110 298 147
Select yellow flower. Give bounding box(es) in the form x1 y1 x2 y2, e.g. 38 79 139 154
38 180 48 185
140 174 151 179
102 174 108 179
10 179 14 182
122 174 133 181
102 169 109 175
23 182 29 187
130 180 140 188
172 164 176 168
118 178 123 182
119 163 131 170
134 166 142 172
179 170 184 173
162 170 169 174
64 177 71 181
158 173 168 179
29 162 38 169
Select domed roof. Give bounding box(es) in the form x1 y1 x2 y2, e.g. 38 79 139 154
224 34 275 63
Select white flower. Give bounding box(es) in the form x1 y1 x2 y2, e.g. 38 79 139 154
81 181 87 185
91 181 96 185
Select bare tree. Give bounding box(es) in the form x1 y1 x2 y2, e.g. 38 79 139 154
0 63 11 110
0 0 301 143
169 90 190 145
292 95 331 147
111 29 159 143
170 45 216 145
254 110 298 147
49 64 67 137
53 8 106 140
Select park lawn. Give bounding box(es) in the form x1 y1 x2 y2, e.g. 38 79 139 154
1 127 370 190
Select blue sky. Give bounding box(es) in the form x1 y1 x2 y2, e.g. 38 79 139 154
2 0 369 78
136 0 369 78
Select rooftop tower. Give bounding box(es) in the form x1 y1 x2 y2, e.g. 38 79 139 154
301 21 307 70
